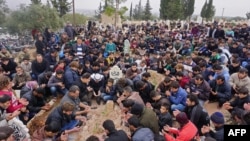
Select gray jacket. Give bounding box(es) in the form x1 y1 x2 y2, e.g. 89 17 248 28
132 127 154 141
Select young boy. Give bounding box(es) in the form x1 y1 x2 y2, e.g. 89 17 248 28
100 78 116 103
158 103 172 131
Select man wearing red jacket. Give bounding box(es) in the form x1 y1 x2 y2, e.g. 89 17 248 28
162 112 198 141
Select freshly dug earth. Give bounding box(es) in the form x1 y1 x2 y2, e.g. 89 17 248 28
27 70 164 140
147 70 165 88
27 69 232 140
72 101 130 140
27 99 61 135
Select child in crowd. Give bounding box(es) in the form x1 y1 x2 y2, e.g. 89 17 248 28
158 103 172 131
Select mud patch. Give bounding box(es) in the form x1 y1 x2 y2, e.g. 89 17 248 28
72 101 129 140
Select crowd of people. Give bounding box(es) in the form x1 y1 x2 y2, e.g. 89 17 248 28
0 20 250 141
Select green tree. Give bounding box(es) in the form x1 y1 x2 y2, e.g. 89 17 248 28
0 0 9 25
183 0 195 21
138 0 143 19
62 13 88 25
104 6 116 16
133 4 139 19
31 0 42 4
160 0 183 20
206 0 215 20
200 0 207 20
118 6 128 20
5 4 63 34
160 0 168 20
129 2 133 20
200 0 215 21
133 0 143 20
143 0 152 20
50 0 71 17
102 0 125 9
102 0 127 22
96 2 102 19
167 0 183 20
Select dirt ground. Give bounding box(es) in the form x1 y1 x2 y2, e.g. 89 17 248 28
71 101 130 141
27 66 232 141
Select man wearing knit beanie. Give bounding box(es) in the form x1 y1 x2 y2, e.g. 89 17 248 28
210 112 225 124
201 111 224 141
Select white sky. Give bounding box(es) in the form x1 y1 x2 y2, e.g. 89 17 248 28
6 0 250 17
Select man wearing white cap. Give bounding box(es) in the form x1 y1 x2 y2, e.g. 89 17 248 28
90 73 104 105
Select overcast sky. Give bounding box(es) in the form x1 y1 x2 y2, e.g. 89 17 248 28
6 0 250 17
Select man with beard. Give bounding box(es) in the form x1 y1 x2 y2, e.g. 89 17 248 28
127 116 154 141
156 77 173 96
148 90 170 115
102 119 129 141
32 121 68 141
187 74 211 107
22 87 51 121
60 85 90 116
175 94 210 135
12 66 31 90
229 68 250 95
126 63 141 80
45 102 86 135
135 80 154 103
72 73 93 105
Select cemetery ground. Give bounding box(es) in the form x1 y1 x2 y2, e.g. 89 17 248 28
25 68 231 141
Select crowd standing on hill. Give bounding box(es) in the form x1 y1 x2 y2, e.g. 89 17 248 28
0 21 250 141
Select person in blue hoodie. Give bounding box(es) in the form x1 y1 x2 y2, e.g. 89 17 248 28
166 81 187 111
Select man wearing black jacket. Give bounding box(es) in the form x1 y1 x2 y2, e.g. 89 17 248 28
72 73 93 105
149 90 170 115
1 57 17 79
22 87 51 119
35 35 46 55
214 25 225 39
180 94 210 135
102 119 129 141
31 54 50 80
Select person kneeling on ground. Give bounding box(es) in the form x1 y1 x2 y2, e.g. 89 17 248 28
162 112 198 141
32 121 68 141
102 119 129 141
45 102 86 137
